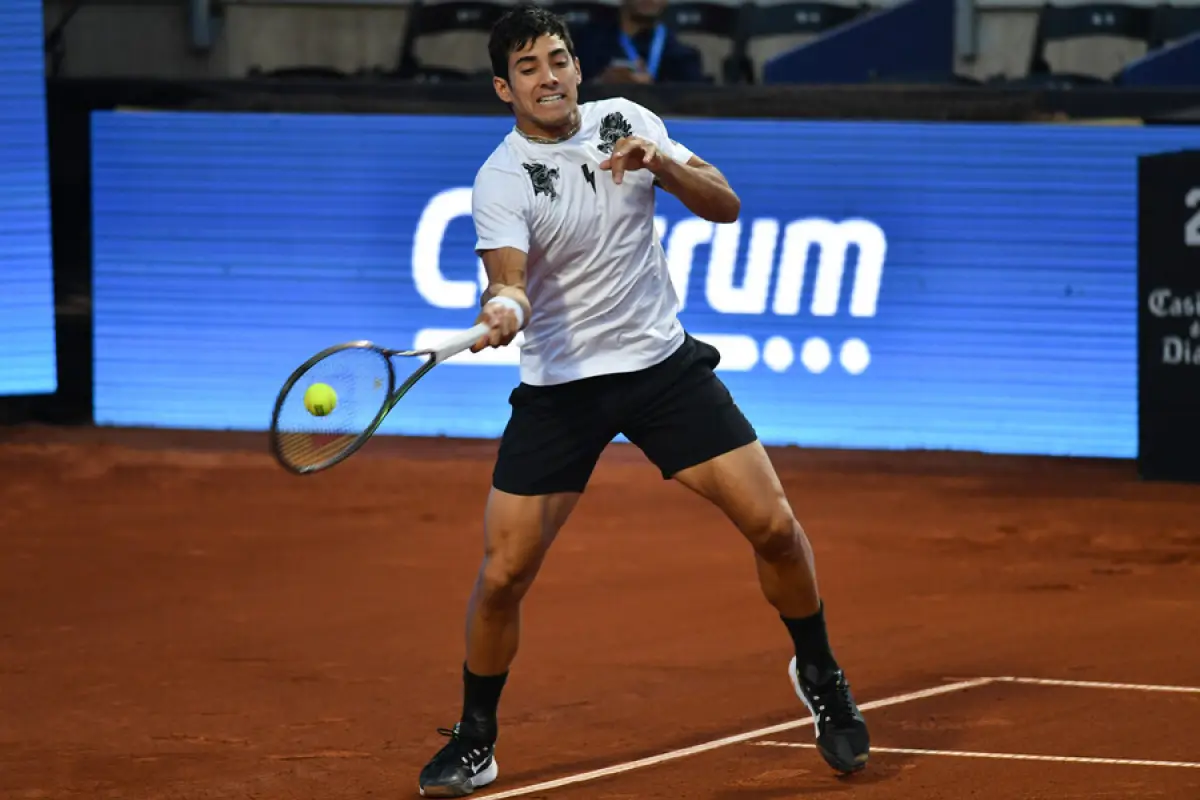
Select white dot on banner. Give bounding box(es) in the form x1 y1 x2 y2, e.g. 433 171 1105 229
762 336 794 372
800 337 831 374
840 338 871 374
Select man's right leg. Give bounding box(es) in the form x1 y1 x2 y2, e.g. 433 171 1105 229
418 379 614 797
420 489 580 797
460 488 581 733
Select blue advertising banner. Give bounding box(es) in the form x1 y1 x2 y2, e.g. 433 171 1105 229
0 0 57 396
91 111 1199 458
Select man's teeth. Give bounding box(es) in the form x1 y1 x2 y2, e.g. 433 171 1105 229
539 95 563 103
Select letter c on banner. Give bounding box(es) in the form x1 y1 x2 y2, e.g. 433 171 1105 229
412 187 482 309
1148 288 1172 318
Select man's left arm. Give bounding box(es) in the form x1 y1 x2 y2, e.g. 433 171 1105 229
598 104 740 224
653 153 740 224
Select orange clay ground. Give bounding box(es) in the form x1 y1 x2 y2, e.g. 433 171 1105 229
1 424 1198 799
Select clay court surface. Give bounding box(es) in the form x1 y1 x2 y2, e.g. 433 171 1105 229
2 424 1198 799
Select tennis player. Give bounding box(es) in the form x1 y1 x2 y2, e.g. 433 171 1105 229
417 6 869 796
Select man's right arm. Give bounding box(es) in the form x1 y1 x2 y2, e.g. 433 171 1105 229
472 246 531 353
470 164 534 353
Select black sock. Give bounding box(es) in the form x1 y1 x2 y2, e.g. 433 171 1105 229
781 601 839 682
459 663 507 743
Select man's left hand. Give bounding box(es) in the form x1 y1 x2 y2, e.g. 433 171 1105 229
599 136 667 185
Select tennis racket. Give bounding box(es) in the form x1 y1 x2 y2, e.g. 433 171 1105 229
268 322 490 475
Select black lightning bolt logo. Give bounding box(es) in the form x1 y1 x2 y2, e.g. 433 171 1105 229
581 163 596 193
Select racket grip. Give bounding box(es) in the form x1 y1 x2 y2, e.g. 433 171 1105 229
430 322 492 363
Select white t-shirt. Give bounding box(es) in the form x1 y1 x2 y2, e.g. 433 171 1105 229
471 97 695 386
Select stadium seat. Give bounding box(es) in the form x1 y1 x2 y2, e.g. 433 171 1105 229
547 0 621 33
658 1 745 84
1018 2 1156 86
1149 3 1200 47
732 1 867 84
396 0 512 82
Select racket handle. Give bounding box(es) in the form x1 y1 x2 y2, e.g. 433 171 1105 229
430 322 492 364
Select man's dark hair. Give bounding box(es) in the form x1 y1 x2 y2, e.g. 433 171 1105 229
488 4 577 80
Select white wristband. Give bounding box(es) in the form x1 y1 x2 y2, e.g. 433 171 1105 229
486 295 526 329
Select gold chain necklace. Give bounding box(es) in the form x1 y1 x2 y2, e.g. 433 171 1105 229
515 112 581 145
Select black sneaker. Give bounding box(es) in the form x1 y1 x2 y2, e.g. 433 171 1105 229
788 656 870 774
417 723 498 797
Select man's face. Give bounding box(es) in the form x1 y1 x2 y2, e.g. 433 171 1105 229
495 34 582 134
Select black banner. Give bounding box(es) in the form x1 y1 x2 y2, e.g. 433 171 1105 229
1137 149 1200 482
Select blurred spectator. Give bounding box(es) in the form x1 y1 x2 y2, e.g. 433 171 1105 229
574 0 707 84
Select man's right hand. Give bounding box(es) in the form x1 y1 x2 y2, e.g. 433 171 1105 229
473 248 530 353
471 296 525 353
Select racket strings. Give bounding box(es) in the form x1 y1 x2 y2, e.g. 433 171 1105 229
275 431 359 469
271 347 393 472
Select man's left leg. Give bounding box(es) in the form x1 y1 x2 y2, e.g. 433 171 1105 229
671 440 869 774
620 335 869 774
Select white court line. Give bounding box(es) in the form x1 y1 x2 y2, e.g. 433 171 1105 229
473 677 995 800
752 742 1200 770
986 676 1200 694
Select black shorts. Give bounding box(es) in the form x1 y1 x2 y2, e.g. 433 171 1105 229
492 333 758 496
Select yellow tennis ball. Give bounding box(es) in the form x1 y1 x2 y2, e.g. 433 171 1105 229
304 382 337 417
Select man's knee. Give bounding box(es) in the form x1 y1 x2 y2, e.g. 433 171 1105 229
477 517 547 610
475 489 579 611
744 504 803 563
476 555 539 610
